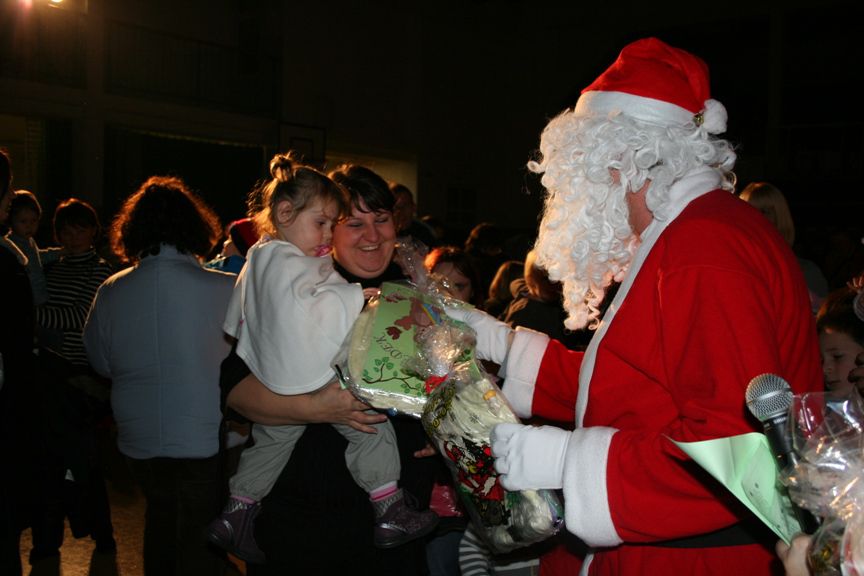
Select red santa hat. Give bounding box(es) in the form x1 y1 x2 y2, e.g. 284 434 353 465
574 37 727 134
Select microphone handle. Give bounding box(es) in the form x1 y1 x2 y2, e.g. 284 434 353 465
762 417 821 535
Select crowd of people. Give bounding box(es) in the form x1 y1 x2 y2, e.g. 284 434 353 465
0 36 861 576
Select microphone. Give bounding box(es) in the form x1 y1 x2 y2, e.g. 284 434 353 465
745 373 820 534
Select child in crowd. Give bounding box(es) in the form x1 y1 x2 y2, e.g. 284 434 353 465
425 245 484 307
484 260 524 319
210 153 437 562
816 285 864 394
205 217 258 275
4 190 62 305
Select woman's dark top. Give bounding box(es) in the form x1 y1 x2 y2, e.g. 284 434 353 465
220 259 436 576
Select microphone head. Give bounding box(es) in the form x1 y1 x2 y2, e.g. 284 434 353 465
745 373 793 423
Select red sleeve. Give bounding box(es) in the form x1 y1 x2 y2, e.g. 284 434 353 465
532 339 584 423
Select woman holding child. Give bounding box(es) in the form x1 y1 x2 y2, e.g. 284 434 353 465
221 162 438 575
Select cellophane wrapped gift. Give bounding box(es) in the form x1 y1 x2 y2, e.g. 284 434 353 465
333 237 474 417
781 388 864 576
334 240 563 553
334 280 454 417
411 325 564 554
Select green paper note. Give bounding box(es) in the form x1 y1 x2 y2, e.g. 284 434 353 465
672 432 803 544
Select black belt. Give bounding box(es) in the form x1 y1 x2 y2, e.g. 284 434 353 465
639 518 774 549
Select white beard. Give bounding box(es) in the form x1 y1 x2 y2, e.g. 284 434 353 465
529 107 734 330
534 175 639 330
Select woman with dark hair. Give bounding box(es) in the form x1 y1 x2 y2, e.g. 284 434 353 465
107 177 223 261
84 176 235 576
221 163 437 576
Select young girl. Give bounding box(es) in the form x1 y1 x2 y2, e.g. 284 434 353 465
816 285 864 394
424 245 484 306
4 190 62 305
211 154 437 562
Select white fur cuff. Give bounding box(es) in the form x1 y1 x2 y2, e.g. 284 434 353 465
501 328 550 418
562 426 622 547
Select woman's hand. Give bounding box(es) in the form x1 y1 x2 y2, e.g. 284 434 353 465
311 381 388 433
227 373 387 432
776 534 813 576
362 287 380 300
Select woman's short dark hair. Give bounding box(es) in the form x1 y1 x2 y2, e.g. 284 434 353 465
53 198 100 241
110 175 222 263
328 164 395 214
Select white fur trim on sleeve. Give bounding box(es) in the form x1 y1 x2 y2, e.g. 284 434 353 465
562 426 622 547
501 327 550 418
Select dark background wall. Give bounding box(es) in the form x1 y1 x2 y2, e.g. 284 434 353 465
2 0 863 285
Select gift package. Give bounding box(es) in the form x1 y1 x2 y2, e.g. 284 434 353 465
333 251 563 553
781 388 864 575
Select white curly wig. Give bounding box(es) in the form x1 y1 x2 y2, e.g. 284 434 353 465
529 110 736 330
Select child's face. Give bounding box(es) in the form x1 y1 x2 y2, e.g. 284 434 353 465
433 262 473 303
819 329 864 393
278 198 339 257
10 207 39 239
57 224 97 255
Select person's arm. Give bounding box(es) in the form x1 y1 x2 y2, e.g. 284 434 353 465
38 245 64 266
227 372 387 433
37 261 111 331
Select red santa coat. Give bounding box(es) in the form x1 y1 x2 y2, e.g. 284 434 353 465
503 186 822 575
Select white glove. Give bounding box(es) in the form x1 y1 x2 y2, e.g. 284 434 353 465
491 423 571 491
445 305 514 365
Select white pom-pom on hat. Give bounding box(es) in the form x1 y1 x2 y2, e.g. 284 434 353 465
697 99 727 134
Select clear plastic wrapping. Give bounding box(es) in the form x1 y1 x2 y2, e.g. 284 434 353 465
333 284 438 417
781 388 864 575
334 239 563 553
420 353 564 553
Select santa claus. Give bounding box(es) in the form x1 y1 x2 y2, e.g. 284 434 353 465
452 37 821 575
